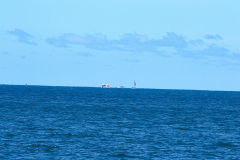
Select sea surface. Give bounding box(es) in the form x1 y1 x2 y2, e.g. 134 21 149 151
0 85 240 159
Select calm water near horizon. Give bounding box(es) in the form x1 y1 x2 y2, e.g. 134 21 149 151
0 85 240 159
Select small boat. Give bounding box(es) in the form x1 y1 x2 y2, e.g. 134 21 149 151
132 81 136 89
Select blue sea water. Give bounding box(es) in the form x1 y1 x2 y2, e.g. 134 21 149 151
0 85 240 159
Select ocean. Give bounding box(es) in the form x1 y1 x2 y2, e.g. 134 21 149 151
0 85 239 159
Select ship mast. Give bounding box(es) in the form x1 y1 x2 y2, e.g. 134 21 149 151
133 81 136 89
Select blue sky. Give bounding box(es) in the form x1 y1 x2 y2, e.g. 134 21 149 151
1 0 240 91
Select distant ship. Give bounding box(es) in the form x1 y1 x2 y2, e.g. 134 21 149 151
101 82 135 89
102 84 111 88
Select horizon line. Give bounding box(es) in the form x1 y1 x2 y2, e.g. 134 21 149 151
0 83 239 93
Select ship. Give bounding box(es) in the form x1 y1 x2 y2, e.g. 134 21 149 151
102 84 111 88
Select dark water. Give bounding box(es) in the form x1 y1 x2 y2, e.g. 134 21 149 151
0 85 240 159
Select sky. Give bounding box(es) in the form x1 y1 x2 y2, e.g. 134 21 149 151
1 0 240 91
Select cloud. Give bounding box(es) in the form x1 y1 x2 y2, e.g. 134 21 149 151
204 34 222 40
8 29 37 45
46 32 239 63
177 45 231 59
46 33 110 49
46 32 188 53
189 39 204 46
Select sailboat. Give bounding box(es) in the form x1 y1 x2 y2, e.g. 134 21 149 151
132 81 136 89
